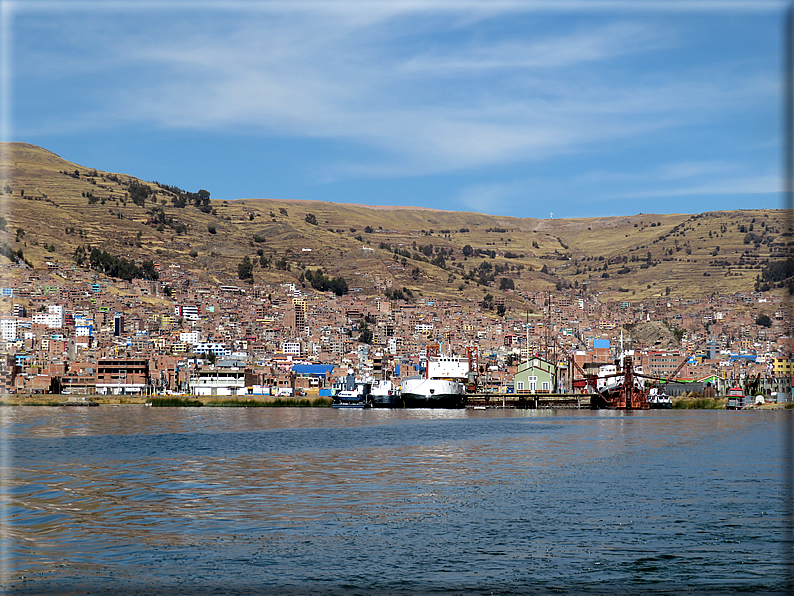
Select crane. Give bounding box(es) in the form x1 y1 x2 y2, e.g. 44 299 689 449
549 334 597 394
663 348 697 384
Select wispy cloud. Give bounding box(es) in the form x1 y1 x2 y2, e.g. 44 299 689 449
616 175 780 198
8 1 782 216
62 9 766 179
400 21 674 72
456 180 531 214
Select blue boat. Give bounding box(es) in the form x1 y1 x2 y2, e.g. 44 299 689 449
332 389 370 408
331 371 372 408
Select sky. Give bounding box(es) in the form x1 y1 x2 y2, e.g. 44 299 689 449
1 0 787 219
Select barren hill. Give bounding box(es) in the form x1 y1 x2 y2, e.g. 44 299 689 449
0 142 785 307
626 321 681 351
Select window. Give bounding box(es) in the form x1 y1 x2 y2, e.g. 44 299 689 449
517 381 524 391
542 381 550 391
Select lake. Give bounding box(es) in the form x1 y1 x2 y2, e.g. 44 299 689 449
1 407 791 594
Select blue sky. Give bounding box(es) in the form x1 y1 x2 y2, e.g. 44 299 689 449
2 0 785 219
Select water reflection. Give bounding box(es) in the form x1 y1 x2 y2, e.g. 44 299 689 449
1 408 787 594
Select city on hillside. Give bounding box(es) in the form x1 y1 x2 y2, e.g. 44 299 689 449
0 256 790 407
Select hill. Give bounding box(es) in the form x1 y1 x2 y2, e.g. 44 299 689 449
0 142 786 307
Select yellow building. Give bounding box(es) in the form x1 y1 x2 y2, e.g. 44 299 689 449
773 357 794 376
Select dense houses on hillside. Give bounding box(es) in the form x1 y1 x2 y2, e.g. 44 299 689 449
0 260 789 399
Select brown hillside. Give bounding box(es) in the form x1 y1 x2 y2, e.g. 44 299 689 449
0 142 784 307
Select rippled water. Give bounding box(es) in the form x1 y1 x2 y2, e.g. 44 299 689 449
1 407 791 594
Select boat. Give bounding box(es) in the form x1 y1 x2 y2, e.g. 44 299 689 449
401 347 470 408
590 353 649 410
332 389 370 408
725 386 745 410
370 379 400 408
590 332 651 410
595 350 647 397
647 387 672 409
331 370 371 408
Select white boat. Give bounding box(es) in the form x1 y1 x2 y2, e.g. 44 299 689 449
332 370 371 408
401 352 469 408
332 388 369 408
370 379 399 408
647 387 672 409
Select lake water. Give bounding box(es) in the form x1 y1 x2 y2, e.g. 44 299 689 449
1 407 791 595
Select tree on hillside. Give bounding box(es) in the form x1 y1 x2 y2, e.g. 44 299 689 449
237 256 254 281
327 276 349 296
305 213 318 225
357 321 373 344
755 314 772 327
187 189 211 213
305 268 349 296
141 260 158 280
128 181 153 207
84 248 158 281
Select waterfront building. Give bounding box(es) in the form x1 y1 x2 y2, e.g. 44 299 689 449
95 358 150 395
514 356 556 393
188 362 255 396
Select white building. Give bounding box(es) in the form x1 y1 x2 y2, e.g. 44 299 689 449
180 331 201 345
192 342 231 357
32 305 65 329
282 341 301 356
0 319 17 341
175 305 200 321
75 324 93 337
188 368 249 396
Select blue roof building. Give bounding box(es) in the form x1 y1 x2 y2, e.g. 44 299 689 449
292 364 335 378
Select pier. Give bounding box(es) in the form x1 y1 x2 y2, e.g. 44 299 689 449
466 393 591 409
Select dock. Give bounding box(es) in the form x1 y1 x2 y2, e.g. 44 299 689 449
465 393 591 409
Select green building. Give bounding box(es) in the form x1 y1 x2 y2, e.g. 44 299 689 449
514 356 557 393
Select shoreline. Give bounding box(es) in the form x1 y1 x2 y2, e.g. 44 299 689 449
0 393 789 410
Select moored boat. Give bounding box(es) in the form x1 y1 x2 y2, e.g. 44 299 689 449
401 348 470 408
400 376 466 408
647 387 672 409
590 353 649 410
370 379 400 408
331 370 371 408
332 389 370 408
725 386 745 410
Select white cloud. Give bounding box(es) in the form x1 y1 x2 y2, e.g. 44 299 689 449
11 2 780 189
617 175 780 198
456 180 529 214
399 21 674 72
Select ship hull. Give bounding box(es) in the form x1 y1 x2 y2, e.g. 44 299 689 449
370 380 400 408
400 378 466 408
371 395 400 408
